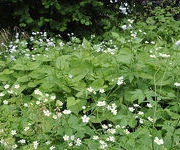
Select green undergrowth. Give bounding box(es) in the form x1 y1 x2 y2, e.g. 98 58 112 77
0 14 180 150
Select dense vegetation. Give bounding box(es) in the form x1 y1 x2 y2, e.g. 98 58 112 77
0 1 180 150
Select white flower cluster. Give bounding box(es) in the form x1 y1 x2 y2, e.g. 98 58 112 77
63 135 82 146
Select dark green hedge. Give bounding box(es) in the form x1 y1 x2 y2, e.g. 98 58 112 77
0 0 179 36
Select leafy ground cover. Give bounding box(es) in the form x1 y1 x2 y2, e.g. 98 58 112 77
0 11 180 150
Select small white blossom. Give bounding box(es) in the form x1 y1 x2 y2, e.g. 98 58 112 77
12 144 18 149
147 103 152 108
139 118 144 124
71 135 75 141
46 141 51 145
175 40 180 46
53 115 57 119
24 103 28 107
50 95 56 100
82 106 86 109
82 115 90 123
154 137 164 145
43 110 51 117
0 92 5 97
121 25 127 30
4 84 10 89
174 82 180 87
68 74 73 78
11 130 17 135
50 146 56 150
34 89 42 95
76 138 82 146
99 89 105 93
138 111 144 115
97 101 106 107
124 129 130 135
3 100 8 104
93 136 99 140
148 117 153 122
63 135 69 141
87 87 94 92
128 107 135 112
33 141 39 149
24 127 29 131
14 84 20 89
102 124 108 129
63 109 71 114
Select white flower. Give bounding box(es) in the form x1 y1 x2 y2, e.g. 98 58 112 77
63 135 69 141
151 41 155 44
68 74 73 78
71 135 75 141
0 92 5 97
117 76 124 85
111 103 117 108
33 141 39 149
150 55 156 58
87 87 94 92
107 128 116 134
139 118 144 124
69 142 73 146
148 116 153 122
12 144 18 149
93 91 96 95
14 84 20 89
111 108 117 115
11 130 17 135
63 109 71 114
57 112 62 118
102 124 108 129
82 115 90 123
24 103 28 107
99 89 105 93
147 103 152 108
53 115 57 119
133 104 140 107
97 101 106 107
82 106 86 109
3 100 8 104
36 101 40 105
121 25 127 30
115 125 120 128
159 53 170 58
24 127 29 131
50 95 56 100
124 129 130 135
128 19 134 24
7 90 13 94
18 139 26 144
106 105 111 110
145 41 149 43
4 84 10 89
175 40 180 46
174 82 180 87
93 136 99 140
46 141 51 145
109 136 115 142
76 138 82 146
154 137 164 145
34 89 42 95
43 110 51 117
138 111 144 115
50 146 56 150
128 107 135 112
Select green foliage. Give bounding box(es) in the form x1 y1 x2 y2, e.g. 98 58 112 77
0 10 180 149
